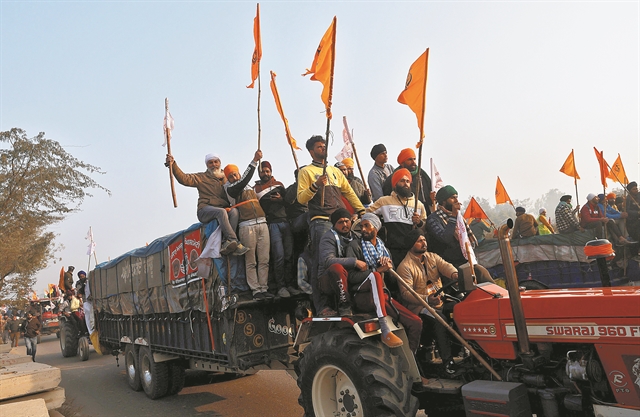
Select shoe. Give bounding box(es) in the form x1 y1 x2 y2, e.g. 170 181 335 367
381 332 403 348
286 286 302 296
277 288 291 298
337 303 353 316
262 291 275 299
625 237 638 244
444 359 457 375
318 307 338 317
220 240 238 255
232 243 250 256
253 292 266 301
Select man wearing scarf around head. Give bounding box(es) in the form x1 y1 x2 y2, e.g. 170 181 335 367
425 185 494 282
381 148 433 213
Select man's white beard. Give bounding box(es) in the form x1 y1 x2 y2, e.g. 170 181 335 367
209 168 225 179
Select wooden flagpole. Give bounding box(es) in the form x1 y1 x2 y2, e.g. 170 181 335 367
342 116 368 192
320 17 337 207
165 98 178 208
414 48 429 213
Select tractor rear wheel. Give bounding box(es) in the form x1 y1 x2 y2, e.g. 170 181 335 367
297 328 418 417
138 346 169 399
78 336 90 361
59 320 78 358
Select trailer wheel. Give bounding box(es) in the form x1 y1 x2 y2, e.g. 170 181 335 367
125 344 142 391
78 336 90 361
139 346 169 399
167 362 186 395
60 320 78 358
297 328 418 417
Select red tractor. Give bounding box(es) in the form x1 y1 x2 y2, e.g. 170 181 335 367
28 297 61 341
293 222 640 416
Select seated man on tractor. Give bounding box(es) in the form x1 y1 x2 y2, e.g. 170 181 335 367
397 229 459 375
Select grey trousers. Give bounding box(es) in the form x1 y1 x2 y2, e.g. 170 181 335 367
239 223 270 294
197 206 239 241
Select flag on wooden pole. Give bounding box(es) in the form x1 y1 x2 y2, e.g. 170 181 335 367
162 108 174 147
85 227 96 256
303 17 336 119
430 158 444 192
247 3 262 89
495 176 513 206
559 149 580 179
269 71 300 151
593 147 609 188
607 153 628 184
398 48 429 148
463 197 489 220
334 125 353 161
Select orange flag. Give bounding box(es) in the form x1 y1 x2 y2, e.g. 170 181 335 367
269 71 300 150
398 48 429 148
559 149 580 179
593 147 609 188
58 266 65 290
495 176 513 206
303 17 336 119
463 197 489 220
607 153 628 185
247 4 262 89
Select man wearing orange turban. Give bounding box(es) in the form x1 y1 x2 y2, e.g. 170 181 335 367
338 158 371 206
381 148 433 213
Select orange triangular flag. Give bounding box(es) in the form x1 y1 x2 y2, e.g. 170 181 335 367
247 4 262 89
58 266 65 290
594 147 609 188
463 197 489 220
302 17 336 119
270 71 300 150
559 149 580 179
495 177 513 206
607 153 628 185
398 48 429 148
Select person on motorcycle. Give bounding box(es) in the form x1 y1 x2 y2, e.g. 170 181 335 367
397 229 458 375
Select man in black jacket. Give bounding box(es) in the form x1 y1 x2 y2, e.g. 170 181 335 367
23 312 41 362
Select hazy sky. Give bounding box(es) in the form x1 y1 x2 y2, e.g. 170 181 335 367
1 1 638 294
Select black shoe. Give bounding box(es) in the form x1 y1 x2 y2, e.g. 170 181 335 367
253 292 266 301
338 303 353 316
262 291 275 299
444 359 457 375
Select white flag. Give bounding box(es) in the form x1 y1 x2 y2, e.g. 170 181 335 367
456 212 477 265
162 110 175 147
85 227 96 256
334 126 353 162
431 159 445 192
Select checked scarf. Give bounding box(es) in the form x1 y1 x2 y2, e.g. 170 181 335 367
361 238 391 269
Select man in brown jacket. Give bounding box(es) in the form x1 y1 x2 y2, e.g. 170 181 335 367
397 229 458 375
511 207 539 239
166 153 248 256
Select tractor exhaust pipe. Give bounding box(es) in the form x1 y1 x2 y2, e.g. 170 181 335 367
498 220 531 356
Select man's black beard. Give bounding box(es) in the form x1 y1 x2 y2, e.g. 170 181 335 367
260 175 271 183
444 202 453 211
347 173 355 181
362 231 375 241
395 185 412 198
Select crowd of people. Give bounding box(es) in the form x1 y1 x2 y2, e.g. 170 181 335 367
166 136 638 374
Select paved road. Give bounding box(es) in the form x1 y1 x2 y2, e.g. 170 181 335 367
21 334 304 417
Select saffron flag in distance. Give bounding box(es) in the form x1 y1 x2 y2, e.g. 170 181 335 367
247 3 262 89
607 153 628 184
463 197 489 220
398 48 429 147
269 71 300 150
303 17 336 119
593 147 609 188
559 149 580 179
495 176 513 206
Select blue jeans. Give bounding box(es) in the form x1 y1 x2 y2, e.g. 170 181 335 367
269 222 294 289
25 336 37 361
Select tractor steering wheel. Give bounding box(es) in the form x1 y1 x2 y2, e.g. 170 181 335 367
432 278 460 298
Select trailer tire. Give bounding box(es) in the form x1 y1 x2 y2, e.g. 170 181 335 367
60 320 78 358
125 344 142 391
139 346 169 399
79 336 90 361
167 362 186 396
297 328 418 417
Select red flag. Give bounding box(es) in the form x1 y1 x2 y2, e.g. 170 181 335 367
495 176 513 206
607 154 628 185
398 48 429 148
303 17 336 119
559 149 580 179
593 147 609 188
463 197 489 220
247 4 262 89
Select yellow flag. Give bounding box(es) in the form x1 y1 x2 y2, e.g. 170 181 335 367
302 17 336 119
495 176 513 206
247 4 262 89
559 149 580 179
607 153 628 184
398 48 429 147
270 71 300 150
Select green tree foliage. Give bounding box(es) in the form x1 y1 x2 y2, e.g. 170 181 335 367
0 128 110 302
